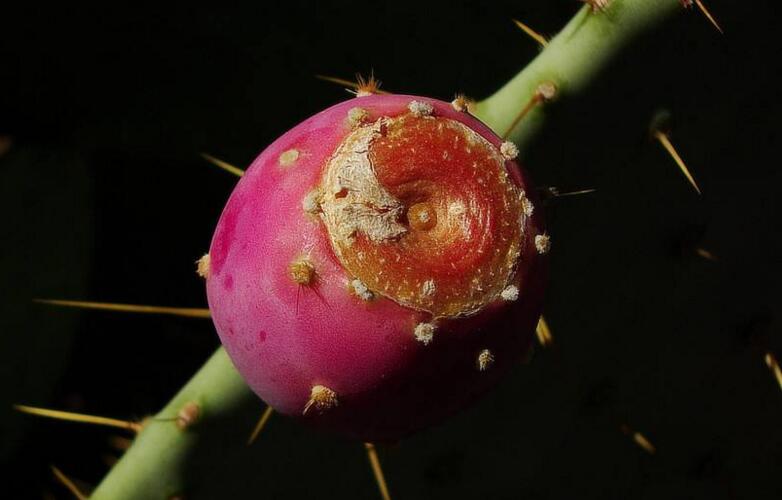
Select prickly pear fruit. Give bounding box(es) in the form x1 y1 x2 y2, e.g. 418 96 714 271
205 94 548 441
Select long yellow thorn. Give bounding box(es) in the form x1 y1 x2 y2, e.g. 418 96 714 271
247 406 274 445
15 404 143 433
512 19 548 47
51 466 88 500
536 315 554 347
765 353 782 392
315 74 390 95
364 442 391 500
35 299 211 318
653 130 702 195
200 153 244 177
692 0 723 34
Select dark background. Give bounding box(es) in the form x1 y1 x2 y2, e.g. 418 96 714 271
1 1 780 498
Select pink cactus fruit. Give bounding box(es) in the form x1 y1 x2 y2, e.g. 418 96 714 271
205 94 548 441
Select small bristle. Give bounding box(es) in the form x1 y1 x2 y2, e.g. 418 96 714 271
289 259 316 285
451 94 471 112
414 322 436 345
535 234 551 255
477 349 495 371
303 385 338 415
536 316 554 347
316 74 390 95
355 72 383 97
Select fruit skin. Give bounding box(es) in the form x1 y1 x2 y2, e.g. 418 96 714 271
206 94 547 441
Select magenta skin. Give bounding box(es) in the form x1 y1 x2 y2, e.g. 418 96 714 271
206 94 547 441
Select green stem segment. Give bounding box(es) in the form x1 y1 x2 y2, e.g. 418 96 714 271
91 348 251 499
91 1 681 497
475 0 681 149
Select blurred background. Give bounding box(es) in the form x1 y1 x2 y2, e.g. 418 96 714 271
1 1 780 498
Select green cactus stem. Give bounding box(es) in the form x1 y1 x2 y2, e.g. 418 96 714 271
90 1 683 497
91 349 249 499
474 0 681 150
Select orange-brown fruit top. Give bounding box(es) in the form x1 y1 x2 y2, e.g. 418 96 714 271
319 109 525 318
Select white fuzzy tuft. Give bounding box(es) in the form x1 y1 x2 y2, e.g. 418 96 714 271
501 285 519 301
279 149 300 167
477 349 495 371
520 193 535 217
451 96 469 112
500 141 519 160
351 279 374 301
414 322 436 345
535 234 551 254
196 254 211 278
537 81 557 100
303 385 338 415
408 100 434 117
